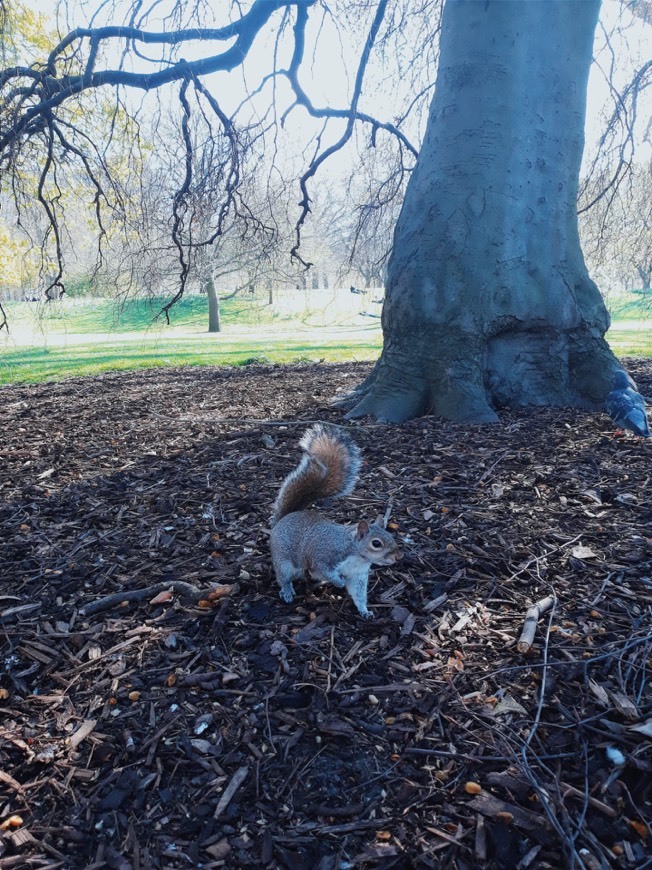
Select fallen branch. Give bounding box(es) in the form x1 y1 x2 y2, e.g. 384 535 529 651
80 580 206 616
517 595 556 653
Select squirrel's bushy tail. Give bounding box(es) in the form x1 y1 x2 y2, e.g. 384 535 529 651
272 424 361 524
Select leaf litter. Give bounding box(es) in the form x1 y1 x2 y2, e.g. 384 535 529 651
0 360 650 868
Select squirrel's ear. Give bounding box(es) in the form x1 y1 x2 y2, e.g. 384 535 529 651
356 520 369 539
374 514 385 528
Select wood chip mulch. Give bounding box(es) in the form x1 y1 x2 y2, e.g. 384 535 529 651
0 359 651 869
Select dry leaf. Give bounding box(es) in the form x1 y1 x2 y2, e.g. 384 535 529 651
207 584 233 600
628 718 652 739
464 782 482 794
571 545 598 560
315 712 355 738
610 691 639 721
205 839 231 859
588 678 610 707
150 589 174 605
0 815 23 830
0 688 9 700
629 820 649 839
493 695 528 717
446 651 465 674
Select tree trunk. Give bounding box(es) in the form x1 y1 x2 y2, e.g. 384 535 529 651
636 266 651 292
345 0 619 423
205 274 221 333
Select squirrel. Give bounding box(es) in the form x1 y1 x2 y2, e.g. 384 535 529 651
269 423 400 619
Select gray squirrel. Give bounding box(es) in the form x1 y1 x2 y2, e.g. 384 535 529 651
269 424 400 618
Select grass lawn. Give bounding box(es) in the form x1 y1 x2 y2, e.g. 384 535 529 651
1 294 650 386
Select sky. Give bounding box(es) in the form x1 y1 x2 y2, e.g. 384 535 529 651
22 0 652 155
17 0 652 180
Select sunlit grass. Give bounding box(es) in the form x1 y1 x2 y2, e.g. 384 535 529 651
1 293 650 386
0 330 383 385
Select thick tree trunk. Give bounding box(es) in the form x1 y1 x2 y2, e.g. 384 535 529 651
345 0 619 423
204 274 221 333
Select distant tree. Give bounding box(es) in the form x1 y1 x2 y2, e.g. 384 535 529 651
581 162 652 303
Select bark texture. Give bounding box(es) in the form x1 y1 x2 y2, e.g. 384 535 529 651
345 0 619 423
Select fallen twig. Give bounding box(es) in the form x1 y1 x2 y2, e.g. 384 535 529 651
213 766 249 819
561 783 617 818
80 580 205 616
517 594 556 653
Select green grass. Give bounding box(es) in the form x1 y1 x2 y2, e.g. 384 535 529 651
608 294 652 321
0 331 383 385
5 294 284 334
1 292 651 386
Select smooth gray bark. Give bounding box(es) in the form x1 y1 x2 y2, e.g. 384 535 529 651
345 0 619 423
205 274 221 333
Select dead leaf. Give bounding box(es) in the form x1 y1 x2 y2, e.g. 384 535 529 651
628 718 652 739
588 678 610 707
446 651 464 674
629 820 649 839
0 815 23 830
205 839 231 859
571 545 598 560
610 691 639 721
315 712 355 738
150 589 174 605
493 695 528 717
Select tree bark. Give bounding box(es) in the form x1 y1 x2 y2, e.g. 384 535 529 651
205 273 221 333
345 0 620 423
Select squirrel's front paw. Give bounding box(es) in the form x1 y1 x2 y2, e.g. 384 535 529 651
331 574 346 588
279 586 295 603
360 609 374 620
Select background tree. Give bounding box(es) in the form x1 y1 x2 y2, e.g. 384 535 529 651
580 161 652 305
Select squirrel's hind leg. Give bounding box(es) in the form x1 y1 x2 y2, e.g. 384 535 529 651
274 559 303 603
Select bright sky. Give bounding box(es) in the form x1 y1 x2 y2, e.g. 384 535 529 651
24 0 652 173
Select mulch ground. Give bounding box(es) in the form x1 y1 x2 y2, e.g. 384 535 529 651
0 360 651 870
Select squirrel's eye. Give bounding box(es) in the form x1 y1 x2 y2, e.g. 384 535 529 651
371 538 383 548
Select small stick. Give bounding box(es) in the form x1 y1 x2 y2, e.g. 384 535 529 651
213 766 249 819
80 580 204 617
561 783 617 818
517 595 556 653
382 498 394 528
